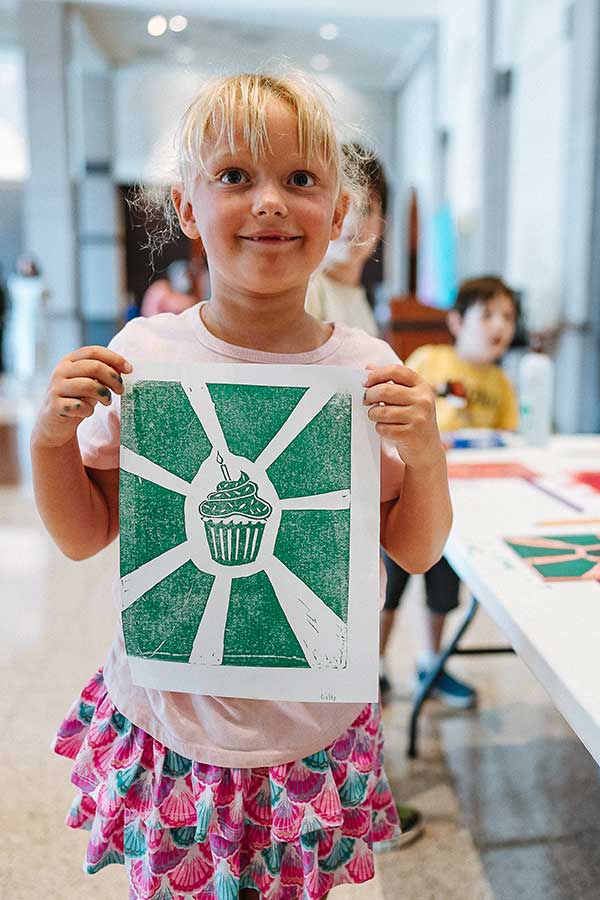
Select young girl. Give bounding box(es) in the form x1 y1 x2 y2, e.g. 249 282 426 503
31 72 451 900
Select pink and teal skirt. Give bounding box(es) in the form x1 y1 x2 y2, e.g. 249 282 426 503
53 669 399 900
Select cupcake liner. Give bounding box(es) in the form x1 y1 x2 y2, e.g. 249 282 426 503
204 520 266 566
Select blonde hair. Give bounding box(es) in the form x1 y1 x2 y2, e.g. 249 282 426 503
136 70 371 259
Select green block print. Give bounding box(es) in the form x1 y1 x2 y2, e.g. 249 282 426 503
121 381 212 482
268 393 351 499
120 470 187 577
508 543 574 559
221 571 310 667
207 383 308 462
274 509 350 621
535 558 596 579
551 534 600 545
122 560 214 661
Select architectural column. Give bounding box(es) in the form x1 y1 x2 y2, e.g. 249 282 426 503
556 0 600 432
75 68 126 346
19 0 80 364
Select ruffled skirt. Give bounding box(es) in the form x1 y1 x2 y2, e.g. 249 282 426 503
53 669 399 900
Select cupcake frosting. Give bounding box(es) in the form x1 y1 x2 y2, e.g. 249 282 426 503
199 472 272 521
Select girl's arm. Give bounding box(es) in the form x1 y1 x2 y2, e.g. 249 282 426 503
30 346 131 560
364 363 452 573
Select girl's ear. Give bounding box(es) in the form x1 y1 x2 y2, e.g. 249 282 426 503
171 185 200 240
330 191 350 241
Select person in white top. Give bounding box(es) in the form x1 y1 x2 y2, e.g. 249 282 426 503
305 145 385 338
6 254 49 381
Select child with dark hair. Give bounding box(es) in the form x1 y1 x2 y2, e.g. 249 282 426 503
380 274 519 707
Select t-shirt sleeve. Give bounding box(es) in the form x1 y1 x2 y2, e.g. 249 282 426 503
496 370 519 430
404 345 432 376
76 326 132 471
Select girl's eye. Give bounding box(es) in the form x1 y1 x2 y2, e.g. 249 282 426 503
289 171 316 188
219 169 247 185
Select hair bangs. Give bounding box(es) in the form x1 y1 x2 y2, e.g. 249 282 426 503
177 73 340 195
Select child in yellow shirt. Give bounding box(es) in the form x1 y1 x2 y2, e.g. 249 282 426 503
380 275 518 707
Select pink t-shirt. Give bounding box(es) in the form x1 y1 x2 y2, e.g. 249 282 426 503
78 303 405 767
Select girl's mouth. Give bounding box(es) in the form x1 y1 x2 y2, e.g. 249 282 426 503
240 234 301 243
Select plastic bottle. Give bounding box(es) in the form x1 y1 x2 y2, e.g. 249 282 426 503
519 342 554 446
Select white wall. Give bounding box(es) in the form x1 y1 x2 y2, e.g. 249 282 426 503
502 0 571 332
438 0 486 278
0 45 28 181
393 43 437 295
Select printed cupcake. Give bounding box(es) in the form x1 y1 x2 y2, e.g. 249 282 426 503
199 453 273 566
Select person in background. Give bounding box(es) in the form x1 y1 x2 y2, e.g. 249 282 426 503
6 254 49 382
140 256 209 317
305 144 383 337
380 275 519 708
306 147 424 851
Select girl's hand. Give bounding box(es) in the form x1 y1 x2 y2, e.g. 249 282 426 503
363 364 444 469
31 346 132 449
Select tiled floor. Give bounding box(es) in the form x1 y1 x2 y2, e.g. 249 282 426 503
2 378 599 899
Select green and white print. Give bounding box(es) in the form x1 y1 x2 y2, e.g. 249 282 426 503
119 361 380 703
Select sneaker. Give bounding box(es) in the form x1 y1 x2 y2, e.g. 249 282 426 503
379 672 392 698
373 803 424 853
416 666 477 709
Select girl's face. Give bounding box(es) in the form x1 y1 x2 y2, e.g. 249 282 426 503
174 101 347 304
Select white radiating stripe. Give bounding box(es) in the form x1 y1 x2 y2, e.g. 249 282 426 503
256 386 333 470
120 447 191 496
266 557 347 669
188 574 233 665
280 490 351 511
121 541 192 610
181 381 228 454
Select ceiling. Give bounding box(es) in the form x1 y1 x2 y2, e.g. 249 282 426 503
3 0 438 90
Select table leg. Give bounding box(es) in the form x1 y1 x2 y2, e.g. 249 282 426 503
407 595 480 759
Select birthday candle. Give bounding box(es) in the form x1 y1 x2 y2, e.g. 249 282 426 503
216 451 231 481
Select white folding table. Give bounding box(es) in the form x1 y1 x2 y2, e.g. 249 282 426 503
408 435 600 762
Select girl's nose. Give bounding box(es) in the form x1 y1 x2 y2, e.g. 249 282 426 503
252 183 287 217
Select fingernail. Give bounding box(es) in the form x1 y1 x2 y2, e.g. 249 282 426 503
98 387 110 398
111 373 123 384
123 361 133 373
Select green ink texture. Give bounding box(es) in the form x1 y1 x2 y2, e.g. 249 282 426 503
120 470 187 576
122 381 212 482
275 509 350 621
222 571 309 667
122 561 214 660
207 383 308 462
268 393 351 498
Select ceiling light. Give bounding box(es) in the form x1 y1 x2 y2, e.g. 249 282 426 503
319 23 339 40
147 15 167 37
169 15 188 33
310 54 330 72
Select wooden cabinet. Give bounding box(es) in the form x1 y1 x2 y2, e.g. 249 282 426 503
384 294 452 361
